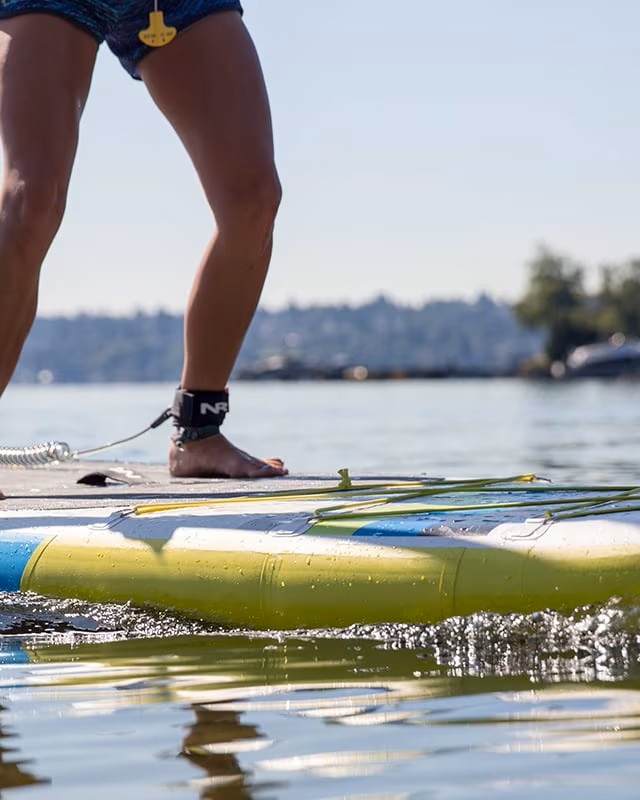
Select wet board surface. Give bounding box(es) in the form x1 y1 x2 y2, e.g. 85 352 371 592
0 459 348 510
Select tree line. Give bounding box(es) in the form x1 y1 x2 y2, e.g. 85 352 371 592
15 245 631 384
514 247 640 365
13 296 540 383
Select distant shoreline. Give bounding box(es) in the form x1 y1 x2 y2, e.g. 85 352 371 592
15 297 542 384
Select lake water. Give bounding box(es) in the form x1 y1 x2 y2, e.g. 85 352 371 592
1 379 640 798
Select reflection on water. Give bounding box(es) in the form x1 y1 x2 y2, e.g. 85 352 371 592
0 611 639 798
182 706 273 799
0 714 48 793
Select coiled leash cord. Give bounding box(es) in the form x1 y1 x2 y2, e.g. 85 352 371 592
0 408 172 467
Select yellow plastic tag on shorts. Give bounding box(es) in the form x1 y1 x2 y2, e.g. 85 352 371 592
138 10 177 47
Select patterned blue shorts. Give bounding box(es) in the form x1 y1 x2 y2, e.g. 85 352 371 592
0 0 243 78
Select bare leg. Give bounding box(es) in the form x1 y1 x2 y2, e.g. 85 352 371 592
0 15 97 497
139 11 287 478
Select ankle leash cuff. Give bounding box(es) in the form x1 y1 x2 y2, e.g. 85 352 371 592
171 388 229 448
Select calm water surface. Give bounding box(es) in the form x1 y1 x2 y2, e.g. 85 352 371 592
3 378 640 481
0 379 640 798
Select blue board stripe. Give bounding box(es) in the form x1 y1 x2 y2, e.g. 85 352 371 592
353 516 432 537
352 510 501 537
0 533 46 591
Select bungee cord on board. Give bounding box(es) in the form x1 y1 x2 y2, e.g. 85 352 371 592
0 408 171 467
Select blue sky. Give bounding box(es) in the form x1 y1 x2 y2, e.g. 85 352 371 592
35 0 640 314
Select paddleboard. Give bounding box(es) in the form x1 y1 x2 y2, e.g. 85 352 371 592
1 473 640 629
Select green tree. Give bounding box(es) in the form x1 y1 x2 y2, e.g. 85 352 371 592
513 247 598 362
595 260 640 337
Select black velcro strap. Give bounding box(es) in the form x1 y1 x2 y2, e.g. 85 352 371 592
171 388 229 428
172 424 222 447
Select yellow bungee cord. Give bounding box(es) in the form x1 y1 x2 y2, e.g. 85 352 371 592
129 469 640 525
131 472 540 517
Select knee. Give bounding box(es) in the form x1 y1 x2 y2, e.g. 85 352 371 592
1 169 68 251
215 166 282 243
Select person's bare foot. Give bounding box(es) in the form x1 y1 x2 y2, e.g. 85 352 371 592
168 433 288 478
